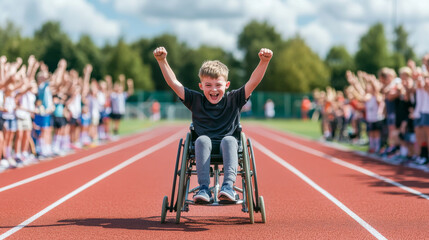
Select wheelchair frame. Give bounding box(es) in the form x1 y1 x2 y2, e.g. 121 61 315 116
161 125 266 224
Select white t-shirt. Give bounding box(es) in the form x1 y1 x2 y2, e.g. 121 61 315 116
2 94 16 120
87 94 101 118
16 92 36 120
365 96 383 123
110 92 127 114
68 94 82 119
421 90 429 114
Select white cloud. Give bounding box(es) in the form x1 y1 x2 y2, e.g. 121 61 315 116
0 0 121 45
174 21 236 51
300 22 332 57
2 0 429 58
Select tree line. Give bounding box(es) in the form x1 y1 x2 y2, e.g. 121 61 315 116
0 20 418 93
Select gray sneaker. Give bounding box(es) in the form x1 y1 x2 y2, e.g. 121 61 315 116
218 184 237 203
193 186 212 204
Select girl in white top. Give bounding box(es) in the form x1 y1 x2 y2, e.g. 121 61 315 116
3 84 18 165
67 87 82 148
109 76 133 135
412 73 426 162
364 80 385 153
15 56 39 163
86 80 103 146
15 82 37 162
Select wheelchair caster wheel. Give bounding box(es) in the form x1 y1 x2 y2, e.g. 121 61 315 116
161 196 168 223
259 196 266 223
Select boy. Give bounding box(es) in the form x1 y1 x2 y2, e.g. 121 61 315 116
154 46 273 203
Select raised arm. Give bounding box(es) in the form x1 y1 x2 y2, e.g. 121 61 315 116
244 48 273 99
105 75 113 95
153 47 184 100
126 78 134 96
0 56 7 84
81 64 92 98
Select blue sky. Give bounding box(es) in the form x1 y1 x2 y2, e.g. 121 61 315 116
1 0 429 59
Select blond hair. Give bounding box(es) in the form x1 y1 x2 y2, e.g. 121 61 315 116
399 66 412 77
198 60 229 81
378 67 397 79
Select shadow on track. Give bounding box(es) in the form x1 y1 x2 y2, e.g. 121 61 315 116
57 216 251 231
0 216 252 232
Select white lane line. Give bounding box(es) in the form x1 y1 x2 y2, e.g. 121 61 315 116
0 128 176 193
251 129 429 200
253 140 387 240
0 131 183 240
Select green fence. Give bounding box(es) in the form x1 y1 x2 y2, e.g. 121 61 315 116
127 90 312 119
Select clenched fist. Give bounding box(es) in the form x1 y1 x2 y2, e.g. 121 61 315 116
153 47 168 61
258 48 273 62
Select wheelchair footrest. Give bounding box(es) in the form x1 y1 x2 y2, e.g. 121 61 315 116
186 199 244 206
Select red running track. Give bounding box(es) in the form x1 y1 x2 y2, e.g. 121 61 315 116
1 124 429 239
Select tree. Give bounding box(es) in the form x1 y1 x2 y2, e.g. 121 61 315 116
391 25 417 69
0 21 34 61
105 38 153 90
178 45 243 90
269 37 330 93
355 23 390 75
34 21 87 72
238 20 282 81
325 45 354 90
142 34 189 90
76 35 104 79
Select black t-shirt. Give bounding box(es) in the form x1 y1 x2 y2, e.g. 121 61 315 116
181 86 248 142
395 97 412 129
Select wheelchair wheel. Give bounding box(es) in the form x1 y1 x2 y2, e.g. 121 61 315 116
247 138 260 207
248 138 266 223
241 132 254 224
175 133 191 224
161 196 168 223
169 138 183 212
259 196 266 223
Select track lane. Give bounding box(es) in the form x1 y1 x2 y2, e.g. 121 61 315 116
0 127 177 194
0 127 186 238
0 127 173 189
247 126 429 239
2 125 429 239
252 124 429 196
4 125 380 239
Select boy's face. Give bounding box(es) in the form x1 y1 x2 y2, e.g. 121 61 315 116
199 76 230 104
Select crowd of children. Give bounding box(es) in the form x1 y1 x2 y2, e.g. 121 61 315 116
0 55 133 172
313 54 429 167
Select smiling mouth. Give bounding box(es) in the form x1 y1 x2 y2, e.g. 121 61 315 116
210 93 219 100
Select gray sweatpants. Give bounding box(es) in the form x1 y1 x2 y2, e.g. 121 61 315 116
194 135 238 188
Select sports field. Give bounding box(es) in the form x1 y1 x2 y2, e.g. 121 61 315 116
1 120 429 239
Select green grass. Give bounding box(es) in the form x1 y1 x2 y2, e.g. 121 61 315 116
118 118 323 139
117 119 160 135
118 118 367 152
242 118 322 139
117 119 187 136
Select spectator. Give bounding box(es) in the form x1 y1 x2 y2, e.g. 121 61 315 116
264 99 275 119
301 96 311 120
0 54 132 172
378 68 401 156
110 75 133 136
151 100 161 121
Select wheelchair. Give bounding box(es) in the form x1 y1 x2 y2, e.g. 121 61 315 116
160 124 266 224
